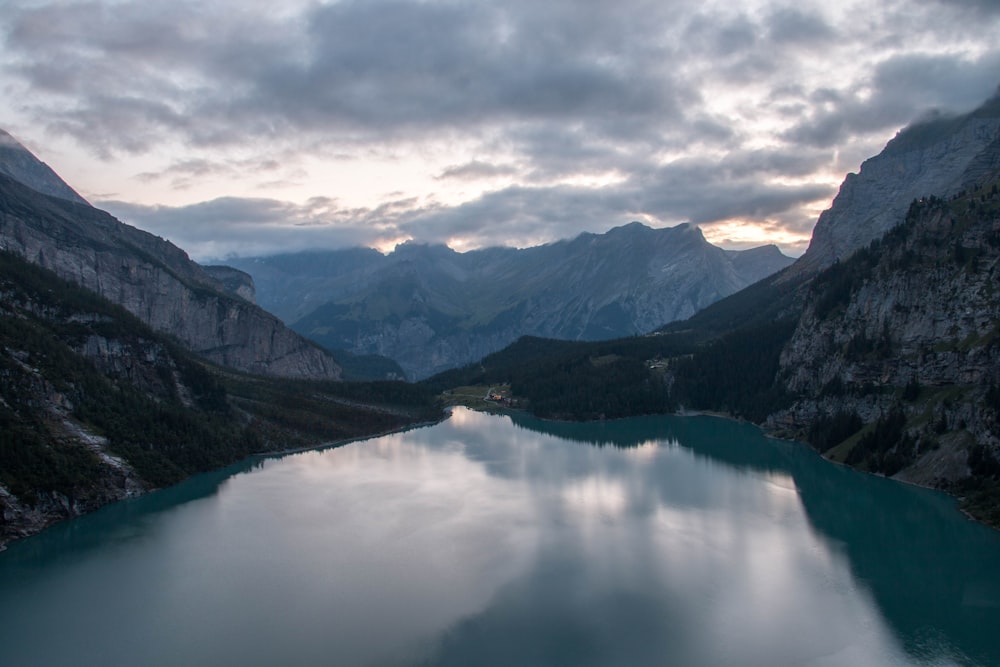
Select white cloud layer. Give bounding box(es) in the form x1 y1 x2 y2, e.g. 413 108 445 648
2 0 999 259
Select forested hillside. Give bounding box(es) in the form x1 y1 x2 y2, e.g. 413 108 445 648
0 252 441 547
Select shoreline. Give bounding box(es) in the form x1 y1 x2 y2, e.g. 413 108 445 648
253 415 449 459
0 413 449 552
465 399 999 532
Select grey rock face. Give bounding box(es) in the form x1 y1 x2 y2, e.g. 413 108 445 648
791 93 1000 276
230 222 794 379
0 172 340 379
774 187 1000 485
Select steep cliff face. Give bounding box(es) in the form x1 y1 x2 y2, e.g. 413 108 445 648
231 222 793 379
791 92 1000 276
0 172 340 379
773 180 1000 498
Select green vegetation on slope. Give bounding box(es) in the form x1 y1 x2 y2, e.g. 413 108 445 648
0 251 442 540
667 318 799 421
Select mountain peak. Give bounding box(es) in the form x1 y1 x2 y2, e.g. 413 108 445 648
609 220 652 233
0 129 90 206
790 89 1000 276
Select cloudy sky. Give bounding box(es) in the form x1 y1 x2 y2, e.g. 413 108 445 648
2 0 999 260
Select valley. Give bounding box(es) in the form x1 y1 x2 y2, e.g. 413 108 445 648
2 89 1000 544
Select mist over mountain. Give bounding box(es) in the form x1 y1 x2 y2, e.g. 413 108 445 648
792 89 1000 275
227 223 793 379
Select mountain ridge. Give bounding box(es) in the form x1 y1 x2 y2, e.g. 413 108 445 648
427 89 1000 527
0 134 342 380
791 89 1000 276
227 221 793 379
0 130 89 206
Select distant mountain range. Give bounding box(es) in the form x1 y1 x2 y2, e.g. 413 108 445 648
226 223 793 379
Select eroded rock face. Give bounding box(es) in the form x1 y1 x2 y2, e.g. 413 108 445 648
791 94 1000 276
0 173 340 379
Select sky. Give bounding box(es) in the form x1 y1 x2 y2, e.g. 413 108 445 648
2 0 999 261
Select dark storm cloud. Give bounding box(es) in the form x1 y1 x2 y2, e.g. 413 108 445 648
3 0 1000 257
922 0 1000 16
4 0 990 155
765 7 835 45
3 0 685 151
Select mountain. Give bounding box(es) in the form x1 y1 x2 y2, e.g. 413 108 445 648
0 133 341 379
427 90 1000 526
791 90 1000 275
772 182 1000 503
0 250 441 547
0 130 89 205
0 131 447 546
228 222 793 379
202 264 257 303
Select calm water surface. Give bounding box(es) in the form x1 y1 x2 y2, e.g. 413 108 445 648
2 408 999 666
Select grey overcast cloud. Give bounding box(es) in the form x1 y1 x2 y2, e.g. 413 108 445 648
2 0 999 260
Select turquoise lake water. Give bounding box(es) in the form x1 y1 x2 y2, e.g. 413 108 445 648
1 407 999 666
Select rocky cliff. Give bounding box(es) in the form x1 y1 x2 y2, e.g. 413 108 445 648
770 179 1000 519
791 91 1000 276
229 222 793 379
0 171 340 379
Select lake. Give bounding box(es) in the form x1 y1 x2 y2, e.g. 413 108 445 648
1 407 999 666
